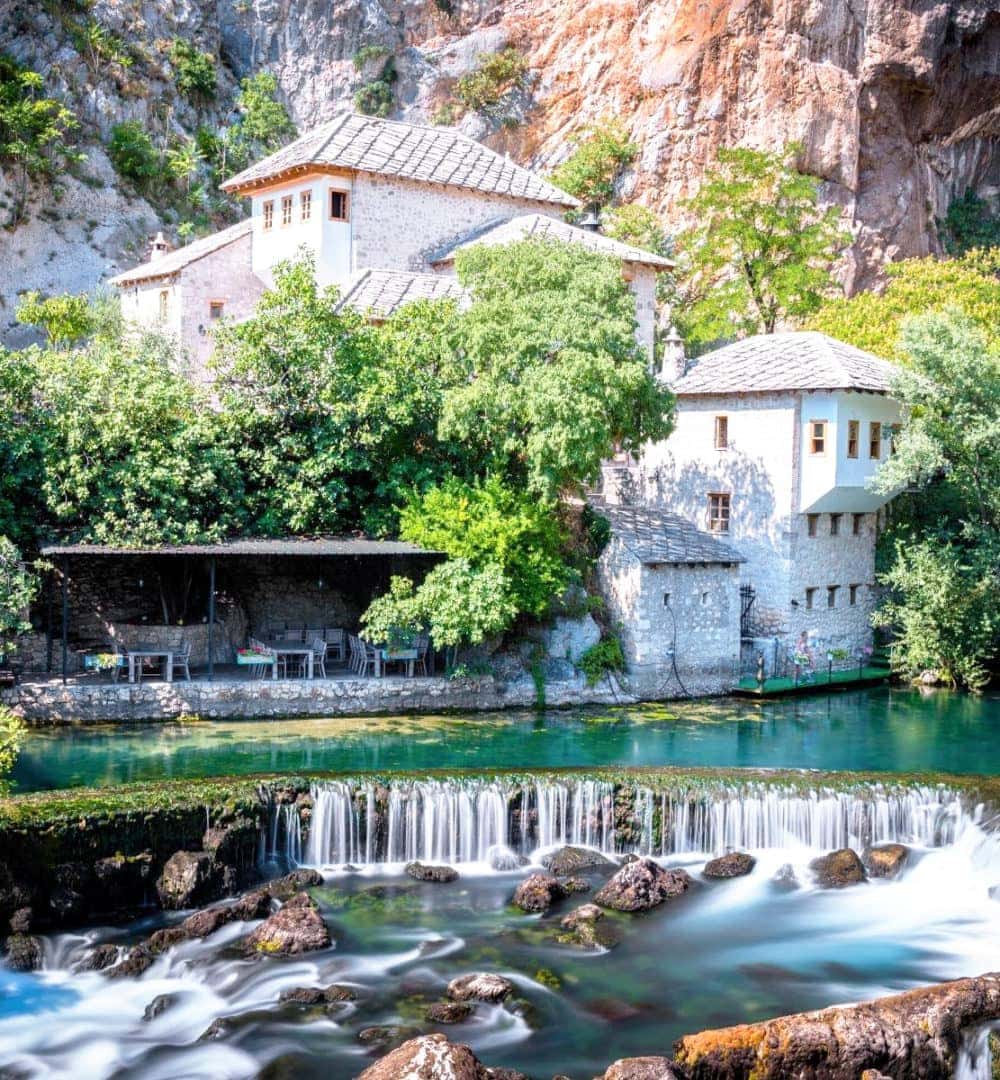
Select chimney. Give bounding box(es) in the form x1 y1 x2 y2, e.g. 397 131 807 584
578 205 602 232
149 231 170 262
660 324 687 384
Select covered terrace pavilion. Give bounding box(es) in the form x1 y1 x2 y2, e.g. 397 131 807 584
33 538 442 685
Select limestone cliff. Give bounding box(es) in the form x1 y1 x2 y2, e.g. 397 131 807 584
2 0 999 344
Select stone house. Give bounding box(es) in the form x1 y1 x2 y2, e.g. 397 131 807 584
603 331 902 673
110 113 671 379
595 502 744 697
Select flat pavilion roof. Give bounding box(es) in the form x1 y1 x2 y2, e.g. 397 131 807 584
40 538 438 558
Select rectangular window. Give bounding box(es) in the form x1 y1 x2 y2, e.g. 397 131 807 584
714 415 729 450
849 584 860 606
300 190 312 222
805 587 816 611
158 290 169 321
281 195 293 226
847 419 859 459
329 190 349 221
807 513 819 538
830 513 841 537
853 513 864 536
869 421 882 459
262 200 274 231
707 493 731 534
827 585 838 609
809 420 827 455
209 300 225 320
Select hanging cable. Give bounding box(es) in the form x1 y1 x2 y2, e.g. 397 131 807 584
662 597 692 699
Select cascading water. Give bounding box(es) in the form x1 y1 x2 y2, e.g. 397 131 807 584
272 778 980 868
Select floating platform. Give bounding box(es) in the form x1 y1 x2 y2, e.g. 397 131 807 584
733 665 891 698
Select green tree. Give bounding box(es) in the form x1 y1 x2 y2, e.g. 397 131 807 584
602 203 668 254
16 291 94 346
446 237 674 497
807 249 1000 361
165 136 203 191
169 38 217 101
0 348 46 548
0 537 37 661
672 144 848 352
548 120 637 208
0 706 24 791
107 120 160 183
937 189 1000 256
0 54 80 226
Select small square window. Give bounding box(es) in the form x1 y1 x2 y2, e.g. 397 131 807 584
209 300 225 320
714 415 728 450
805 587 817 610
807 514 819 538
830 513 841 537
809 420 827 455
329 190 349 221
827 585 838 609
262 200 274 231
847 420 859 459
300 190 312 222
869 421 882 459
849 584 860 606
853 513 864 536
707 493 730 534
281 195 293 226
662 592 671 607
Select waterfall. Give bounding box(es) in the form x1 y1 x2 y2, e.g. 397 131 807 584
271 777 980 869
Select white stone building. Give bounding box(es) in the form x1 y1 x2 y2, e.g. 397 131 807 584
603 331 902 675
110 113 671 380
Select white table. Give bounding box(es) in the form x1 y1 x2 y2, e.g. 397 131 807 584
376 647 418 678
263 643 315 680
128 649 173 684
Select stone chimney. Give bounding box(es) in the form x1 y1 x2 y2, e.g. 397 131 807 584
149 231 171 262
659 323 687 384
578 206 602 232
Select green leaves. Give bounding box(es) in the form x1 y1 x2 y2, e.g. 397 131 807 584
548 120 637 208
0 538 37 658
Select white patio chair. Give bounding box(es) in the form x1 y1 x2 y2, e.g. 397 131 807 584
310 637 327 678
323 627 346 663
171 640 192 682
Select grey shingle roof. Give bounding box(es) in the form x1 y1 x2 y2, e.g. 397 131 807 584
108 219 252 286
431 213 673 269
592 502 744 565
221 114 579 208
40 538 437 558
673 332 897 395
336 269 466 319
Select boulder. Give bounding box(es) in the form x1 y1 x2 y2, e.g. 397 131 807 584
156 851 216 910
406 862 459 883
595 859 693 912
558 902 619 950
279 984 356 1006
560 876 591 894
597 1058 685 1079
703 853 756 879
560 903 604 929
772 864 799 891
8 906 32 934
512 873 565 912
447 972 515 1003
488 848 529 872
426 1001 473 1023
245 892 331 956
541 845 615 876
810 848 867 888
143 994 175 1022
4 933 41 971
673 972 1000 1078
265 869 323 902
357 1032 518 1080
77 943 120 972
358 1025 411 1048
863 843 910 879
200 1017 235 1041
180 889 271 938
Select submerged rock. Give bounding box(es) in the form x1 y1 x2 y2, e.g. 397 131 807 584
771 864 799 891
561 903 604 929
245 892 330 956
405 862 459 883
77 942 120 972
512 873 565 912
279 984 356 1006
597 1058 685 1079
863 843 910 879
541 846 615 876
595 859 693 912
156 851 216 910
488 848 529 872
703 853 756 879
358 1025 411 1049
200 1017 236 1041
143 994 175 1022
265 869 324 902
426 1001 473 1023
4 933 41 972
673 972 1000 1078
558 902 619 950
447 972 515 1003
810 848 867 888
559 876 591 894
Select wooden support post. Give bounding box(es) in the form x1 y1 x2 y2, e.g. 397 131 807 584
60 561 68 686
207 557 216 682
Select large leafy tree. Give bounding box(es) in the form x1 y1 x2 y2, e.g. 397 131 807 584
807 248 1000 361
0 347 46 548
671 144 848 352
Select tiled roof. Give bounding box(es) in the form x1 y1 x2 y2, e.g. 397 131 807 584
591 502 745 565
108 219 252 286
673 332 897 395
221 114 579 208
431 213 673 269
336 269 466 319
41 538 438 558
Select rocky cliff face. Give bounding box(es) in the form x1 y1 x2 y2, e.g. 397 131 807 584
3 0 999 344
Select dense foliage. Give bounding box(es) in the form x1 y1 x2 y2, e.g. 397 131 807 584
169 38 217 101
107 120 160 183
453 49 528 116
937 190 1000 256
671 144 848 353
15 291 95 346
548 120 637 209
0 538 36 660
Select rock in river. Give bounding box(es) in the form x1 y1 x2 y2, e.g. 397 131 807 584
156 851 216 910
279 984 356 1006
358 1032 527 1080
405 862 459 883
4 933 41 972
426 1001 473 1023
245 892 330 956
863 843 909 879
447 972 514 1003
703 852 756 879
541 845 615 876
810 848 867 888
512 873 565 912
597 1058 686 1079
595 859 693 912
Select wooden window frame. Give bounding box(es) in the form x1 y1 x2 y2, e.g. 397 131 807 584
208 300 225 321
300 190 312 222
707 492 731 534
805 587 816 611
262 200 274 231
714 415 729 451
852 513 864 536
827 585 838 609
830 513 841 537
807 513 819 538
280 195 293 227
869 421 882 460
847 419 859 459
809 419 828 456
329 189 350 222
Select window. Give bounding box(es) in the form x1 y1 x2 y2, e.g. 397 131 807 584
805 587 817 610
807 513 819 538
281 195 293 226
827 585 838 609
714 415 729 450
329 190 349 221
662 592 671 607
830 513 841 537
847 420 859 458
809 420 827 455
158 290 169 321
262 200 274 231
853 513 864 536
849 584 860 606
707 493 731 534
209 300 225 320
300 190 312 222
869 421 882 459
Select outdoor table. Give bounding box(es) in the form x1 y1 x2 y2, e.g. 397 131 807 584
128 649 174 684
262 642 315 680
376 647 419 678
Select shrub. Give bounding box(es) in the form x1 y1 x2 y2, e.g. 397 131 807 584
0 538 36 661
454 49 528 115
0 706 24 792
170 38 217 100
577 635 625 686
353 45 389 70
107 120 160 182
16 290 94 346
548 120 637 207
